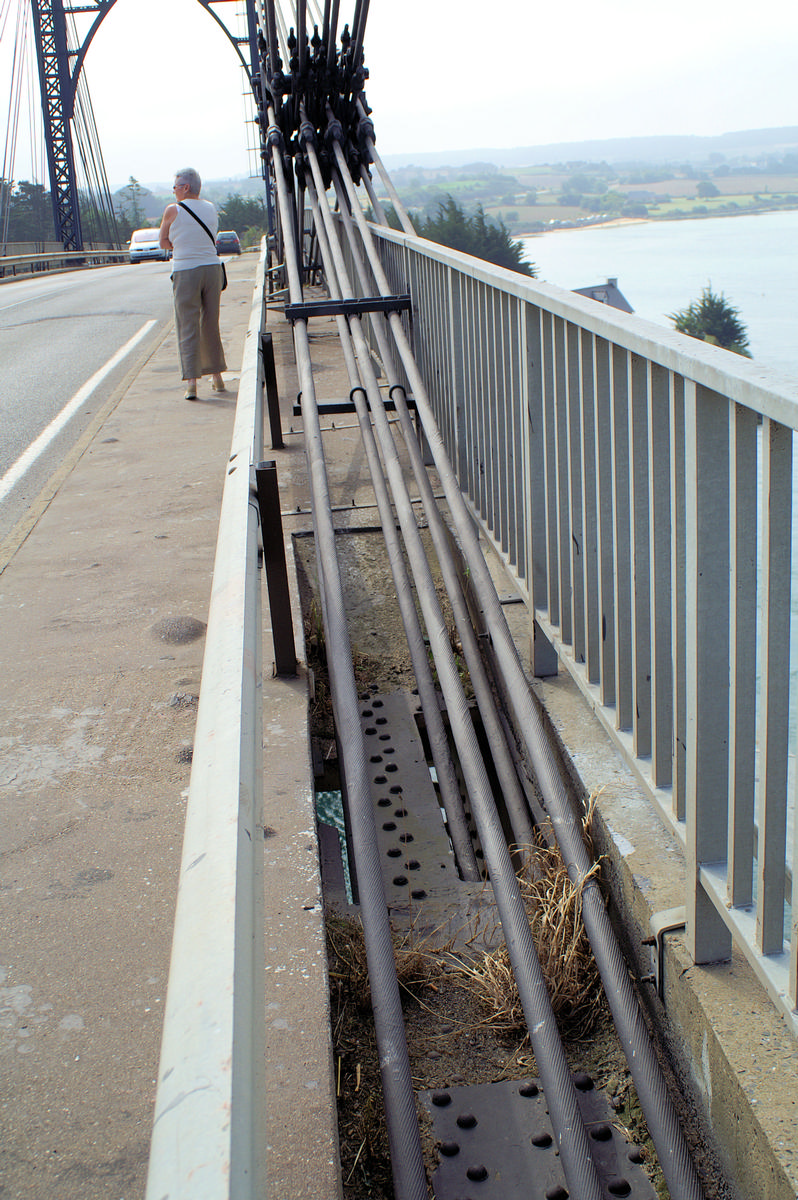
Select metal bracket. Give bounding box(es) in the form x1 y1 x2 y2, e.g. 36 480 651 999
293 391 416 416
645 906 687 1001
284 294 411 322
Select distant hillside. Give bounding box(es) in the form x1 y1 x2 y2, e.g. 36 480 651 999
380 127 798 170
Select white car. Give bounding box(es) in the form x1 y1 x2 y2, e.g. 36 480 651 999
129 228 170 263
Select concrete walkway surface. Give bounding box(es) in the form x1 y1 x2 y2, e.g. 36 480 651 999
0 253 256 1199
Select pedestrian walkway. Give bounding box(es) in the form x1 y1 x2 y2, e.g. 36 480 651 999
0 254 256 1200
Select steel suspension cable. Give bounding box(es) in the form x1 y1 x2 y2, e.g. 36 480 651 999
329 127 707 1200
330 169 538 854
1 0 29 244
303 169 481 880
303 126 605 1200
355 98 415 235
266 103 429 1200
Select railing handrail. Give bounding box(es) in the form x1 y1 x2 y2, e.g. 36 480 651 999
365 219 798 1038
145 244 267 1199
0 249 128 278
369 222 798 428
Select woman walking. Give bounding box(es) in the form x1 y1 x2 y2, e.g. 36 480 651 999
159 167 227 400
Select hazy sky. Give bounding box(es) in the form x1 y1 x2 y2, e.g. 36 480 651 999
6 0 798 190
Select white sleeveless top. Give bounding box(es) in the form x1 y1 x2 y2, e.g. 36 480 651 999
170 198 220 271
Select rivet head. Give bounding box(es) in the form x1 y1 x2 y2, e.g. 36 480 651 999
466 1164 488 1182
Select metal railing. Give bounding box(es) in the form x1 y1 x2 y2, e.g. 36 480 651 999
362 221 798 1038
145 247 267 1200
0 248 127 278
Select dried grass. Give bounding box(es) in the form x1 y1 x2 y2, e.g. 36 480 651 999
456 800 605 1040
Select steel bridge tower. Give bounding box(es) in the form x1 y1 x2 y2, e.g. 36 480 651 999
29 0 263 250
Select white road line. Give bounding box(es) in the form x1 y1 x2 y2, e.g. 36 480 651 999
0 319 157 504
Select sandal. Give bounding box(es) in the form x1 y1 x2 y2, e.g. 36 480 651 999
211 376 226 392
185 385 197 401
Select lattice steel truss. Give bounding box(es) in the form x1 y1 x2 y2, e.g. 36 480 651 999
29 0 263 250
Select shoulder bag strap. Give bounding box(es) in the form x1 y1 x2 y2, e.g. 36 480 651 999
178 200 216 247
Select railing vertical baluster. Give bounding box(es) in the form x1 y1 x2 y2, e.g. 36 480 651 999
610 344 631 726
685 381 732 964
542 311 560 630
649 364 672 786
729 402 758 904
757 418 792 954
567 322 584 663
554 316 570 641
596 337 616 708
529 306 558 675
630 355 652 758
670 375 687 821
449 269 467 487
510 296 525 579
476 281 490 521
580 330 600 683
489 289 503 543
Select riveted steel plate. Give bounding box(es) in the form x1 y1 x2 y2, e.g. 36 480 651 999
360 689 462 904
420 1075 657 1199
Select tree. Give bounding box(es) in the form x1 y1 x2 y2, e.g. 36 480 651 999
669 285 751 356
117 176 146 232
219 192 267 234
417 196 536 276
696 180 720 199
2 181 52 241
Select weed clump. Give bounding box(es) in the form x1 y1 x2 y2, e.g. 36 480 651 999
456 820 604 1040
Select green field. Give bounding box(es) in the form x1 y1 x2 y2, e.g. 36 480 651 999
388 162 798 237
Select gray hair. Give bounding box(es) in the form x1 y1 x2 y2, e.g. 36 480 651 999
174 167 201 194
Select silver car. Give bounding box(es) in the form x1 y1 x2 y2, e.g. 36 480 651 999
129 228 170 263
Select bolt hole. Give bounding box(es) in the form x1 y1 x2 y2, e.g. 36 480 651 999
608 1182 631 1198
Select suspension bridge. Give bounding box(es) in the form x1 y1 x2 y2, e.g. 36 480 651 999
1 3 798 1199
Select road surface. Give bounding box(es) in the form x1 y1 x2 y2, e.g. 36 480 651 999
0 262 174 545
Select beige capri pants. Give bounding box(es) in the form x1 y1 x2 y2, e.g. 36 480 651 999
171 263 227 380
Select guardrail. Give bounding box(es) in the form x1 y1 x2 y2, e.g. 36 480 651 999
145 245 267 1199
365 221 798 1038
0 248 128 278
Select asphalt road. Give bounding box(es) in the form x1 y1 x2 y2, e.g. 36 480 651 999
0 262 175 545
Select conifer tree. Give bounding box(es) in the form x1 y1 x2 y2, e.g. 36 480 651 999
669 285 751 356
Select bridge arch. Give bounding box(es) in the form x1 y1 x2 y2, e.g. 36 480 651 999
30 0 261 248
67 0 256 117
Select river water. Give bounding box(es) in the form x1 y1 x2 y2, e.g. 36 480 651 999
520 210 798 380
